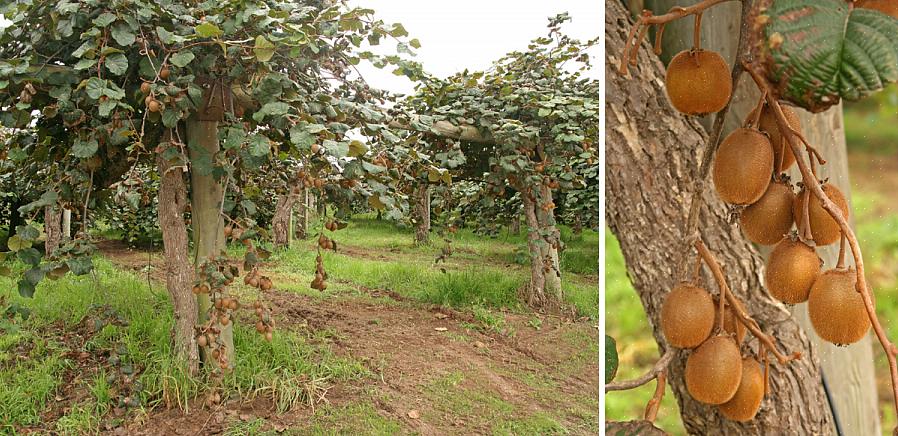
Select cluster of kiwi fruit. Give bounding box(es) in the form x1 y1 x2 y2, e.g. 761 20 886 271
252 300 275 342
661 283 765 421
707 100 870 346
243 267 274 291
139 66 171 113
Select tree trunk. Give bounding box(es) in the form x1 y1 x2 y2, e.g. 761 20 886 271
61 208 71 242
537 184 562 296
156 147 200 375
510 216 521 235
521 186 563 310
186 119 235 369
605 1 833 434
295 187 308 240
647 0 879 432
43 205 61 255
413 184 431 245
273 187 299 248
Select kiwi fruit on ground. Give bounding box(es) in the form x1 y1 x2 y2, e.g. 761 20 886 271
856 0 898 18
685 335 743 405
718 357 765 421
739 181 795 245
712 128 774 205
758 104 801 172
764 238 821 304
660 283 716 349
793 183 850 246
665 49 732 115
808 268 871 345
713 296 747 344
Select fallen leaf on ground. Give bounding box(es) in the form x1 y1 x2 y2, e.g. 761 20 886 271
408 410 420 419
474 341 486 348
434 327 448 332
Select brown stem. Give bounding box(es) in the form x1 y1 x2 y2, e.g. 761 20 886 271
653 23 666 55
605 348 676 392
746 91 767 129
644 369 667 423
618 0 736 74
693 12 703 50
837 231 847 269
695 240 801 364
744 63 898 426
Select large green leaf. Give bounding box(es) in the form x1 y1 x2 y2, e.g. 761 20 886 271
763 0 898 111
605 334 618 384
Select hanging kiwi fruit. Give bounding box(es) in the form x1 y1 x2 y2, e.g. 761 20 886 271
684 335 743 405
660 283 716 349
793 183 850 246
664 49 732 115
758 103 801 172
712 127 774 205
764 238 821 304
808 268 872 346
718 357 765 421
739 181 795 245
856 0 898 18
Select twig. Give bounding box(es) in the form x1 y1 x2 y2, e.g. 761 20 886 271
744 63 898 425
619 0 736 74
644 369 667 423
605 348 676 392
695 240 801 364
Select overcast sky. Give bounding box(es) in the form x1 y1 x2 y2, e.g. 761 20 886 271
349 0 601 96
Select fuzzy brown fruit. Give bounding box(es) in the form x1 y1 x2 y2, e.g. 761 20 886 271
808 268 871 345
765 239 821 304
713 296 747 344
793 183 850 246
857 0 898 18
758 103 801 172
159 66 170 80
739 181 795 245
148 99 161 113
685 335 743 405
140 81 151 95
712 128 774 205
718 357 765 421
660 284 715 349
664 49 732 115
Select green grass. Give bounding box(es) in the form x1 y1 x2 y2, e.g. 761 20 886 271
296 400 403 435
0 258 367 432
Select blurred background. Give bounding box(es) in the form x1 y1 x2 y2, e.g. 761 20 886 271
606 85 898 434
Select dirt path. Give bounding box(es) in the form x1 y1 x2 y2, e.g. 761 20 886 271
97 241 599 435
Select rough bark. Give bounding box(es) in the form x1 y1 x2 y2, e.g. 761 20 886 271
273 187 300 248
521 187 563 309
186 119 235 368
648 0 879 432
157 146 200 375
43 205 61 255
510 216 521 235
413 184 431 245
605 1 833 434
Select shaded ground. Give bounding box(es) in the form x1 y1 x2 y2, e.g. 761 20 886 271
87 237 598 435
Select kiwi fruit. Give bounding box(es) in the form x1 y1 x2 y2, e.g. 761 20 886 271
718 357 765 421
808 268 871 345
159 66 170 80
712 128 774 205
739 181 795 245
148 99 161 113
857 0 898 18
665 49 732 115
793 183 850 246
140 81 151 95
764 239 821 304
685 335 743 405
758 104 801 172
713 296 747 344
660 283 715 349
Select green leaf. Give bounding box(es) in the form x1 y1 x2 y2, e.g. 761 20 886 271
18 280 35 298
66 256 93 275
17 248 41 266
74 58 98 70
105 53 128 76
253 35 276 62
85 77 106 99
24 267 45 286
72 137 98 158
764 1 898 111
195 22 223 38
240 199 257 215
409 38 421 49
248 135 270 157
111 24 136 46
605 335 618 383
6 235 30 251
347 140 368 157
253 102 291 121
16 225 40 241
170 51 195 68
322 140 348 157
156 26 182 45
93 12 117 27
289 125 314 149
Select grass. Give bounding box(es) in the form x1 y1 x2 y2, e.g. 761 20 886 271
0 259 367 432
295 400 403 435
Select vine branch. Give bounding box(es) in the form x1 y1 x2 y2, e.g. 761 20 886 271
605 348 676 392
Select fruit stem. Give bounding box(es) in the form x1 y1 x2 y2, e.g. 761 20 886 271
693 12 703 51
746 91 766 130
653 24 665 55
605 348 676 392
617 0 737 75
643 369 667 423
744 62 898 426
695 239 801 364
837 232 847 269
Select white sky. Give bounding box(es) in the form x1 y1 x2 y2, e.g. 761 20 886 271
349 0 601 96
